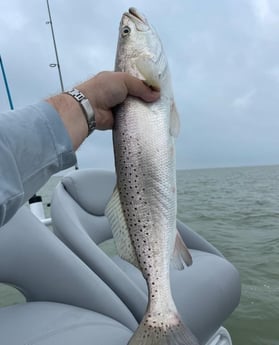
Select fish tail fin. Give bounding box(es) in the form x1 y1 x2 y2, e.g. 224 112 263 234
128 309 199 345
171 231 193 270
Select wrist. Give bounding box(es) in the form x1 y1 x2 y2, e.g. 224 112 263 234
65 88 96 136
46 93 88 150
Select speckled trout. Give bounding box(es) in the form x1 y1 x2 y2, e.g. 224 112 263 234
105 7 199 345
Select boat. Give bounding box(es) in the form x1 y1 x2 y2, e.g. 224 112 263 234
0 168 240 344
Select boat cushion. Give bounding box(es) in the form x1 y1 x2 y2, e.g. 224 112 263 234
112 249 240 344
0 302 132 345
0 206 137 331
62 170 116 216
51 169 241 344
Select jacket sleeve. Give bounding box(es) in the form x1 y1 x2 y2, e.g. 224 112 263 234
0 101 77 227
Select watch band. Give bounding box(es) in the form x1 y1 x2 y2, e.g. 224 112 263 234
66 88 96 135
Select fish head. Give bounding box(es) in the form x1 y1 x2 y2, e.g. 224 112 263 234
115 7 168 89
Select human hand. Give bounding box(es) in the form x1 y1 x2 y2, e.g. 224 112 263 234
47 71 160 150
77 71 160 130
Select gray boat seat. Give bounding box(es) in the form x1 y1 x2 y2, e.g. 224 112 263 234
51 169 241 345
0 206 137 345
0 302 132 345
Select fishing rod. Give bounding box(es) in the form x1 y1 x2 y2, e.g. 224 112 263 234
30 0 70 222
46 0 79 170
0 55 14 110
46 0 64 92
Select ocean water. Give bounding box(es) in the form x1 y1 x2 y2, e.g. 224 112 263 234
177 165 279 345
0 165 278 344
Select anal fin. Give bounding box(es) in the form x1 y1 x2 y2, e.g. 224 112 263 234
171 231 193 270
105 187 140 268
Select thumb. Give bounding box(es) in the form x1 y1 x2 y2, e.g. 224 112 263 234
123 74 160 102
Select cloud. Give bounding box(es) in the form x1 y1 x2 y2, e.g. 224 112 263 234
250 0 279 40
76 131 114 170
1 1 279 170
0 2 28 33
252 0 279 25
266 66 279 83
232 90 256 110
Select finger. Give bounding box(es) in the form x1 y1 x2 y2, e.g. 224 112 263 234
123 73 160 102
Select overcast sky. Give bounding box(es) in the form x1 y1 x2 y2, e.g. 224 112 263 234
1 0 279 171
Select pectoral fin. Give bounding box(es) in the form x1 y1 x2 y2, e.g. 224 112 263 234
170 101 180 137
135 57 161 90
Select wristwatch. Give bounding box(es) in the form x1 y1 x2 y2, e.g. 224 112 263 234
66 88 96 135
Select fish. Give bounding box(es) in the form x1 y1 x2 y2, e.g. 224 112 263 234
105 7 199 345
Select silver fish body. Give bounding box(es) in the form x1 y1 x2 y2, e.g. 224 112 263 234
105 7 199 345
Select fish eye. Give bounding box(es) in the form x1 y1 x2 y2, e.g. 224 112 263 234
122 26 131 37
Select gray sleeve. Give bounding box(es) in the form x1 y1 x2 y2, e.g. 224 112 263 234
0 101 77 227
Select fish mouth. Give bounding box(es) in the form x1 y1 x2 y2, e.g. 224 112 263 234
128 7 147 23
123 7 149 31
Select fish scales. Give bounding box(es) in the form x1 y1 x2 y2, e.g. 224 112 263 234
105 7 199 345
115 98 176 279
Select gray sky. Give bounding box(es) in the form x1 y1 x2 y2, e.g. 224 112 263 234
1 0 279 170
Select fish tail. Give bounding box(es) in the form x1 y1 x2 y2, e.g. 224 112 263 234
128 310 200 345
